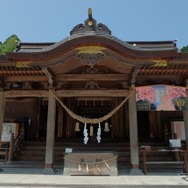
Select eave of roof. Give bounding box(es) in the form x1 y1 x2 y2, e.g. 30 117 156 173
16 40 176 52
6 33 178 62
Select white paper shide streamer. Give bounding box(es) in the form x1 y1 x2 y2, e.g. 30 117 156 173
83 123 89 144
96 122 101 143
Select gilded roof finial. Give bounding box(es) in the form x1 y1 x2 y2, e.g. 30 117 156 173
88 8 92 20
87 8 93 26
70 8 111 35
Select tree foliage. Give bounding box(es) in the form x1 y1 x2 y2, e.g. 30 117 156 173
0 35 20 55
180 45 188 53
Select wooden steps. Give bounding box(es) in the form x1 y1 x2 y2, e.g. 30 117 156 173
14 140 183 171
14 141 131 168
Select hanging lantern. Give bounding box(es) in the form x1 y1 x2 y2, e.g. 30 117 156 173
75 122 80 132
104 122 110 132
89 125 94 136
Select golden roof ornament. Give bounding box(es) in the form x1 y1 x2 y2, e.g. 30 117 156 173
75 46 107 67
88 8 93 26
176 98 185 110
16 61 30 68
151 60 168 67
70 8 111 35
76 46 106 54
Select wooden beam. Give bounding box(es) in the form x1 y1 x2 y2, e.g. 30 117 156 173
5 90 49 98
55 74 130 81
2 74 129 83
136 75 184 83
4 76 48 82
5 89 129 98
56 89 129 97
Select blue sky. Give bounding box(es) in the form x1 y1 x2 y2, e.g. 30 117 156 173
0 0 187 49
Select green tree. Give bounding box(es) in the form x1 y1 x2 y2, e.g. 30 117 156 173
0 35 20 55
180 45 188 53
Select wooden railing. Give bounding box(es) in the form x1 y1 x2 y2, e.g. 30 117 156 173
140 149 188 175
0 145 8 162
8 127 24 161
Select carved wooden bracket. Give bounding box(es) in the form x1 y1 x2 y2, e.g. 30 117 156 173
83 81 103 90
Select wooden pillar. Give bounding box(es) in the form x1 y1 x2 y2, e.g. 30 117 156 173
125 102 129 140
8 133 14 161
57 103 63 138
0 91 5 172
111 98 119 138
44 90 56 173
35 98 41 138
0 91 5 139
119 97 124 139
183 80 188 149
66 98 72 137
129 89 143 174
183 111 188 149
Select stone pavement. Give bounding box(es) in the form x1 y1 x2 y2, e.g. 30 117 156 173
0 167 188 188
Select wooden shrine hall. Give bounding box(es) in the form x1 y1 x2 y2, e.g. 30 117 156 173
0 9 188 174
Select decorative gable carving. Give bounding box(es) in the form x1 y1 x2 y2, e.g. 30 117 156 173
70 8 111 35
75 46 108 67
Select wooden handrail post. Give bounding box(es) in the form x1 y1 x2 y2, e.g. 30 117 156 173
8 133 14 161
184 151 188 175
143 150 147 175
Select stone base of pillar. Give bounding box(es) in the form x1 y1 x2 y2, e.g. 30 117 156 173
45 163 53 168
129 164 143 175
43 168 56 174
43 163 56 174
5 161 14 165
129 168 143 175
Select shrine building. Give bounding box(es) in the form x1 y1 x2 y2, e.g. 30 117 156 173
0 9 188 175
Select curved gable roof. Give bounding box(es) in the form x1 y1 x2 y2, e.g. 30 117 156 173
0 9 188 89
7 11 177 62
7 33 177 61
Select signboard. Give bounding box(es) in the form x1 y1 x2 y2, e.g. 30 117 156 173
171 121 186 140
136 85 188 111
1 123 19 142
